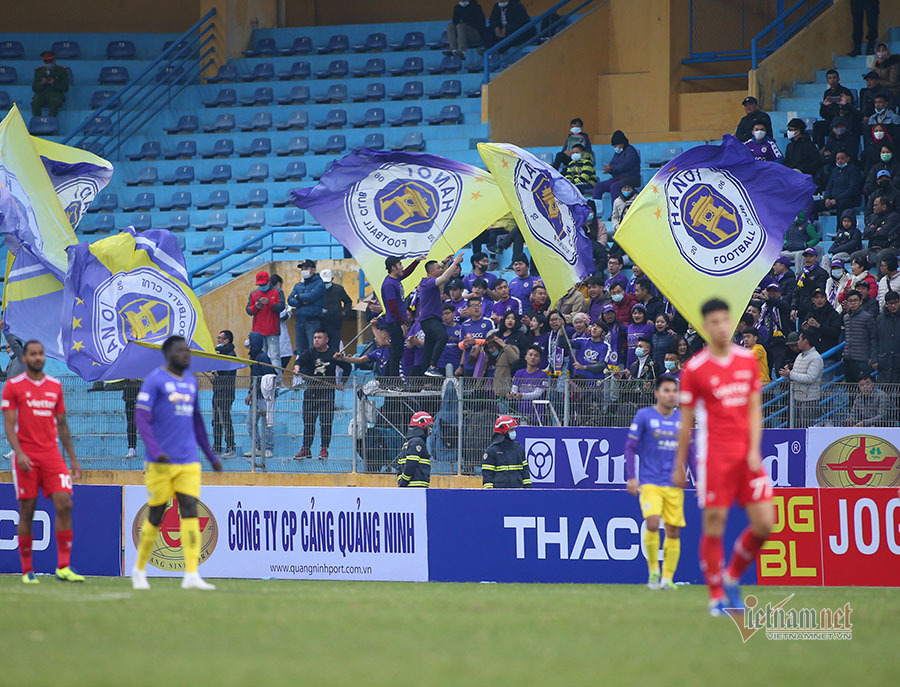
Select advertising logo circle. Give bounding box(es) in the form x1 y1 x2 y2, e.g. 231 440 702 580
131 498 218 571
815 434 900 487
527 440 554 480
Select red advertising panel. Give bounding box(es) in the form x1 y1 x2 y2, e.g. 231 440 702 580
757 489 823 586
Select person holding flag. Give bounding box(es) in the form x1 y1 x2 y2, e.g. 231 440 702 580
418 253 465 377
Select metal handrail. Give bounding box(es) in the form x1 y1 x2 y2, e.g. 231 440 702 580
750 0 832 69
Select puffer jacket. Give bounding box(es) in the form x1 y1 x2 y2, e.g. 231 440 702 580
481 435 531 488
843 308 877 363
875 308 900 379
288 273 326 321
829 209 862 255
397 426 430 488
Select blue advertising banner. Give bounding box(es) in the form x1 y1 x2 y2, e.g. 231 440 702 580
516 427 807 488
427 488 751 584
0 484 122 576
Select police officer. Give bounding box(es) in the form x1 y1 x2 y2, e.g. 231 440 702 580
482 415 532 488
398 412 433 488
32 51 69 117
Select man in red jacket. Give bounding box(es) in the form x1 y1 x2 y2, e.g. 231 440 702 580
246 271 285 367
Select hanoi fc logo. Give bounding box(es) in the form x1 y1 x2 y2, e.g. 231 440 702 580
514 159 580 265
55 175 104 231
347 162 463 257
132 499 218 571
816 435 900 488
665 168 765 276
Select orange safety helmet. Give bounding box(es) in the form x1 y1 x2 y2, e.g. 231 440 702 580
409 411 434 429
493 415 519 435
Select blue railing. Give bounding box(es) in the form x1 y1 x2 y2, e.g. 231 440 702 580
750 0 833 69
63 8 217 158
482 0 605 84
762 340 845 428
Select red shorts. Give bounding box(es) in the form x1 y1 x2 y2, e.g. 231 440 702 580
12 451 73 500
698 458 772 509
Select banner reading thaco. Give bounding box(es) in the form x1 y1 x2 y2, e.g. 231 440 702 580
123 486 428 581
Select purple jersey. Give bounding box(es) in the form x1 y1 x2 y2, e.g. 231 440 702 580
492 296 523 318
625 406 682 487
444 297 468 323
462 271 498 292
626 322 655 368
401 321 425 374
744 137 783 162
605 272 628 293
437 323 462 369
509 275 541 302
588 299 605 323
380 275 406 324
366 346 390 375
416 277 443 320
136 367 200 464
571 338 610 379
461 317 494 367
511 367 549 423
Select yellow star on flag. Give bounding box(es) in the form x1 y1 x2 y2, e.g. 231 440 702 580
75 297 85 306
72 316 82 330
71 340 85 352
654 207 662 220
501 158 509 168
470 191 482 201
650 184 659 194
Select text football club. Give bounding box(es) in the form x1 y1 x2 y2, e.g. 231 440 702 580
513 158 580 265
346 162 463 256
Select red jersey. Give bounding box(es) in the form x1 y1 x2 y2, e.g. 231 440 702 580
679 345 761 464
1 373 65 455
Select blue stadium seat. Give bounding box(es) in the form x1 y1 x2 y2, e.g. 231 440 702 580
648 145 683 167
360 133 385 151
273 161 307 181
242 38 277 58
277 61 311 81
312 109 347 129
312 134 346 155
198 164 232 184
123 192 156 212
274 231 305 250
238 137 272 157
194 210 229 231
156 65 185 84
272 191 295 207
318 34 349 54
279 36 313 56
428 104 462 125
233 209 267 229
241 87 274 106
106 40 136 59
240 233 264 254
390 57 424 76
196 189 230 209
351 58 386 78
131 213 152 231
124 166 158 186
203 88 237 107
275 136 309 155
427 79 462 99
165 140 197 159
271 209 305 227
203 114 236 132
90 89 118 109
159 191 192 211
389 80 423 100
50 41 80 59
163 40 192 59
161 212 191 232
88 193 118 213
0 91 10 110
277 85 310 104
315 59 349 79
84 115 113 136
389 106 423 126
164 115 198 134
236 162 269 183
428 55 462 75
175 234 187 252
469 53 498 73
315 84 348 104
240 112 273 131
352 82 386 102
161 165 195 185
0 67 18 85
206 63 238 83
351 107 385 128
427 31 450 51
194 233 225 253
235 188 268 208
240 63 275 82
390 31 425 51
28 116 58 135
201 138 234 158
353 33 387 53
126 141 162 161
275 110 309 130
84 213 115 234
392 131 425 152
0 42 24 59
466 85 482 98
99 66 130 84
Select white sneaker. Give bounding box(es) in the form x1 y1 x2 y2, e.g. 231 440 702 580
125 448 136 459
181 572 215 590
131 567 150 590
264 450 273 458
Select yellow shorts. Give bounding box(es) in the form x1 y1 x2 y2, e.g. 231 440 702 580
145 462 202 507
639 484 685 527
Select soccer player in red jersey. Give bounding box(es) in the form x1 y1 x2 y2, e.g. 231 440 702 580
2 340 83 583
673 299 775 616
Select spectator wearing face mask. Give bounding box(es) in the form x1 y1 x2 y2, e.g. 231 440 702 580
814 70 854 146
869 93 900 127
320 269 353 349
864 146 900 197
783 118 821 178
814 151 862 218
792 247 829 320
563 143 597 194
866 170 900 214
860 71 894 125
246 270 285 368
592 130 641 202
872 42 900 99
288 259 326 355
825 258 852 311
609 282 637 324
486 0 531 50
554 118 593 171
875 290 900 383
822 117 860 168
863 125 894 175
446 0 485 57
863 196 900 257
744 122 783 162
735 96 773 143
31 50 69 117
610 182 637 230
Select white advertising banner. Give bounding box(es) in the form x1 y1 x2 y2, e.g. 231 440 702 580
805 427 900 488
123 485 429 581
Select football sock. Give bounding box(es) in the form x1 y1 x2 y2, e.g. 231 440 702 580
19 534 33 575
181 517 201 574
662 536 681 580
644 529 660 575
726 527 767 580
700 533 724 600
56 529 73 569
136 522 161 572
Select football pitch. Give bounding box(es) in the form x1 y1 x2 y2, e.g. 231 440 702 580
1 577 896 686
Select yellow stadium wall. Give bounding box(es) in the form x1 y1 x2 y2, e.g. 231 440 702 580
1 0 201 33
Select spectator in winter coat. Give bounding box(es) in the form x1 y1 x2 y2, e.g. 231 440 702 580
288 259 326 355
783 209 819 253
802 288 843 353
553 117 593 171
784 118 821 178
634 277 665 322
875 290 900 382
863 196 900 255
486 0 531 49
320 269 352 349
858 280 880 317
866 169 900 214
873 43 900 100
609 282 637 325
246 270 285 367
592 130 641 202
735 96 773 142
845 376 896 426
761 283 792 373
860 71 894 125
792 247 829 318
744 122 783 162
825 257 852 312
563 144 598 194
610 182 636 230
862 125 895 175
822 116 860 167
843 289 878 380
817 70 854 136
650 313 676 373
869 93 900 128
780 331 823 426
841 255 879 307
878 254 900 310
770 255 798 306
447 0 485 56
815 151 862 217
829 209 863 256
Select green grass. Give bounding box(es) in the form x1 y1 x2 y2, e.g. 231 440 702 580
1 577 897 686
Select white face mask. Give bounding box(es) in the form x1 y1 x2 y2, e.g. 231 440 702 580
570 152 582 161
786 129 798 139
613 146 624 154
636 347 647 357
459 1 469 5
498 1 508 6
570 126 582 134
874 130 885 140
753 129 766 141
507 429 516 441
244 339 251 348
831 269 844 278
301 270 311 279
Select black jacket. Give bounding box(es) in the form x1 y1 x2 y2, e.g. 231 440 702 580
823 162 862 206
784 134 821 177
793 264 829 312
802 302 842 353
875 308 900 377
398 426 431 487
862 159 900 198
453 1 486 30
322 282 353 323
829 209 863 255
863 210 900 250
482 435 530 488
489 0 530 34
819 85 854 123
735 110 773 142
769 269 798 307
295 346 351 388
